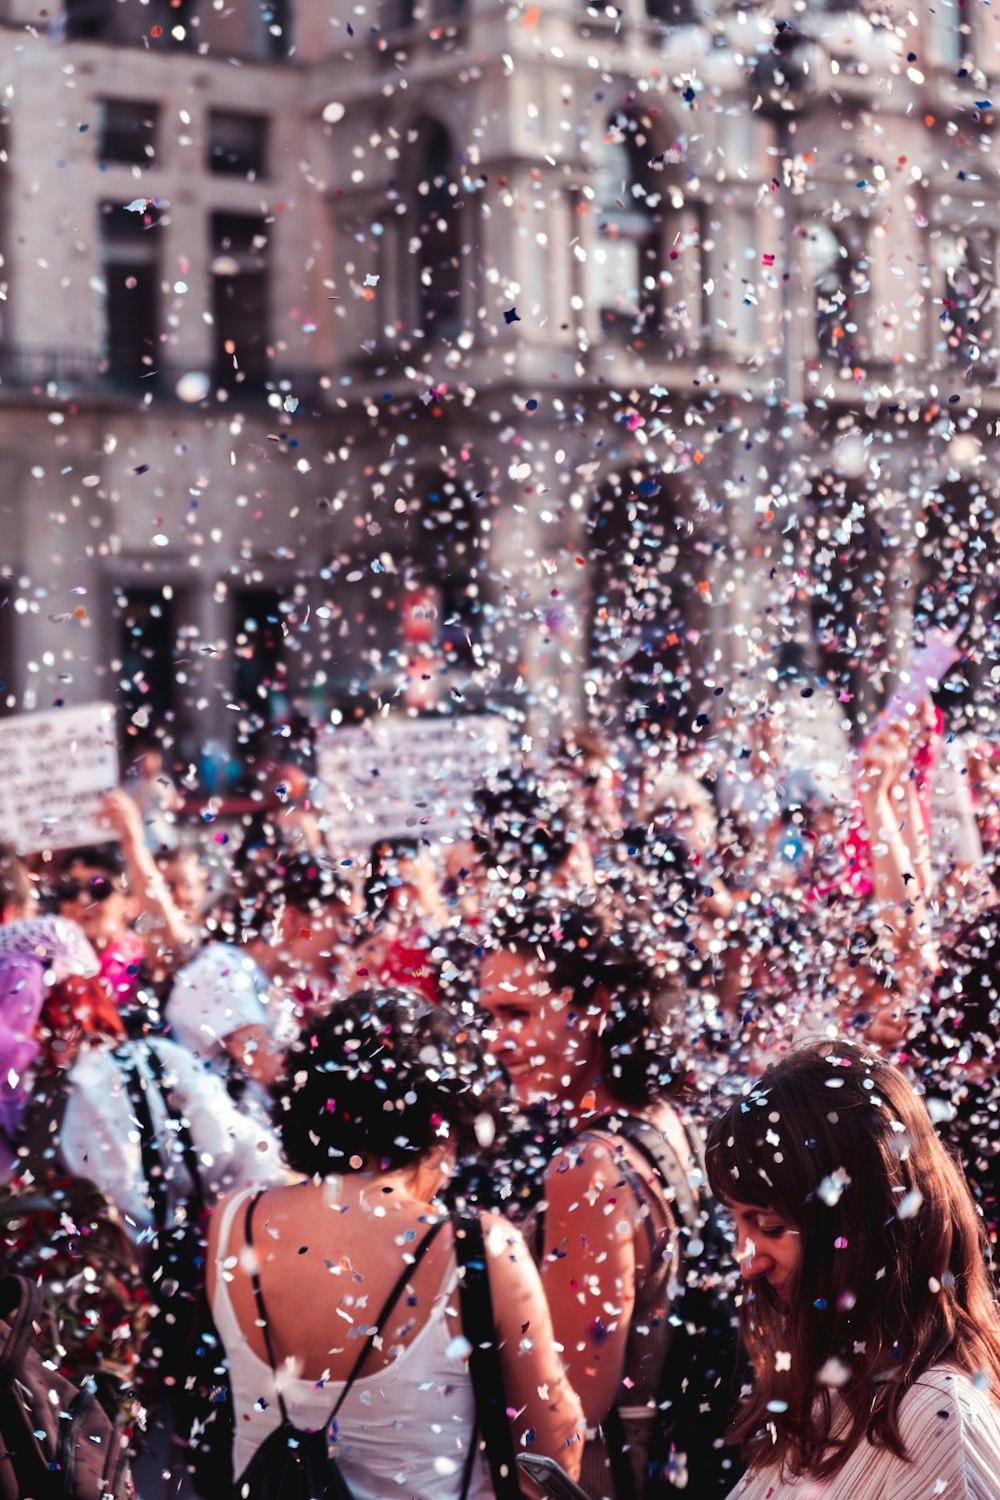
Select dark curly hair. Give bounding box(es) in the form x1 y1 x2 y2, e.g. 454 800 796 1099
215 850 353 943
271 987 506 1177
488 900 682 1105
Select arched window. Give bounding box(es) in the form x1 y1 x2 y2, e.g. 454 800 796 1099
912 478 999 731
586 473 697 733
593 114 663 335
401 471 482 666
804 223 850 359
806 474 888 735
413 123 462 341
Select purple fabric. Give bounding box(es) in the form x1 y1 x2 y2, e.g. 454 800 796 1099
0 916 99 980
0 917 98 1146
0 956 46 1143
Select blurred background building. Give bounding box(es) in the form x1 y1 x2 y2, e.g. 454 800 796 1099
0 0 997 769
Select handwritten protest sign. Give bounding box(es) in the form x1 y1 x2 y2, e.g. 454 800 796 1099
317 712 513 847
0 704 119 852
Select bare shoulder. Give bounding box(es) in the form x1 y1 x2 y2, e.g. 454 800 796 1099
542 1132 642 1217
544 1132 622 1191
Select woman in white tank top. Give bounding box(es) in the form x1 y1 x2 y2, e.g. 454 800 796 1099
207 987 583 1499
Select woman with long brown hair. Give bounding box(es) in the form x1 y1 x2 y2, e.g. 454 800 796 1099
706 1041 1000 1498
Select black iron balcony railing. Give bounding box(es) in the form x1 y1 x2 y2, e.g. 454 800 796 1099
0 345 327 405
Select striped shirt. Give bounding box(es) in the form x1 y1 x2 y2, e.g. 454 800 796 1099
727 1367 1000 1500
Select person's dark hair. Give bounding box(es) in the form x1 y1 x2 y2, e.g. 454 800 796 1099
706 1041 1000 1482
363 837 422 924
473 774 573 879
233 851 352 941
37 975 125 1070
272 987 505 1177
57 845 127 880
0 845 33 921
489 900 680 1105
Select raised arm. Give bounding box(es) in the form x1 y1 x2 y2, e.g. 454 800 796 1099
856 721 938 1033
98 788 197 971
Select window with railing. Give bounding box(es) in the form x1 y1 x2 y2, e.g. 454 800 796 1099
586 472 695 730
100 200 163 386
803 223 851 359
208 111 268 179
644 0 697 23
251 0 292 56
65 0 198 45
233 587 285 729
64 0 112 41
926 0 968 66
99 99 158 166
380 0 466 28
591 113 702 349
211 213 270 387
934 228 997 372
413 123 463 341
115 587 178 732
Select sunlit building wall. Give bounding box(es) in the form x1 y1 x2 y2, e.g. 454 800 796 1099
0 0 996 763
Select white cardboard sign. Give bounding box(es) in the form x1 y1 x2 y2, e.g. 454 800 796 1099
317 712 513 847
0 703 120 853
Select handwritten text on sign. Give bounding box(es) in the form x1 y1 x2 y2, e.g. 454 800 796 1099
317 713 512 846
0 704 119 853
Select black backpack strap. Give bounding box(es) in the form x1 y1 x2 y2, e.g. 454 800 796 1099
604 1405 637 1500
144 1044 205 1209
121 1049 170 1233
453 1212 521 1500
0 1276 44 1385
596 1116 704 1500
612 1115 700 1234
243 1191 447 1430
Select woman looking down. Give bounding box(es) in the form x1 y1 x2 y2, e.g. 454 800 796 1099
706 1042 1000 1499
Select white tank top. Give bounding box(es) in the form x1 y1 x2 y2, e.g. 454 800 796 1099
211 1189 494 1500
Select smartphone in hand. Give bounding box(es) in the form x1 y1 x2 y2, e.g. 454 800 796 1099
516 1454 591 1500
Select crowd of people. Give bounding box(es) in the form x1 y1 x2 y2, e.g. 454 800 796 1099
0 695 998 1500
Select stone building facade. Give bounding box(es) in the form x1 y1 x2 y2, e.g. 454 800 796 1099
0 0 996 765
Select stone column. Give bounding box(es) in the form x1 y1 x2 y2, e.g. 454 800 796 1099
481 438 590 742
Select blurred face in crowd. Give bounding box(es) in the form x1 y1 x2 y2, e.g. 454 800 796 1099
0 848 39 924
278 896 356 980
672 793 718 855
371 845 438 924
443 838 487 919
479 945 602 1105
160 851 209 920
56 861 132 949
135 747 164 781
